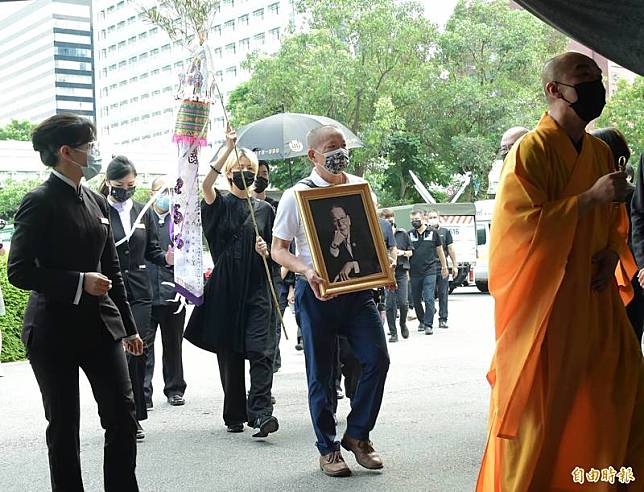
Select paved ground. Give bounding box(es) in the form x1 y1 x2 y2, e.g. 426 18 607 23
0 287 495 491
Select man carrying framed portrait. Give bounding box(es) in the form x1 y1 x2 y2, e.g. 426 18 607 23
272 125 391 478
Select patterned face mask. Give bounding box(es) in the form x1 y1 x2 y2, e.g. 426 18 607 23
319 148 350 175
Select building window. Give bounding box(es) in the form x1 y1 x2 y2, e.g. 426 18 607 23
253 8 264 20
152 89 161 96
119 80 127 87
162 65 171 72
107 6 115 13
224 19 235 31
108 25 115 34
129 76 138 83
127 15 136 24
239 38 250 51
161 43 171 52
140 72 149 79
118 41 126 49
139 52 148 60
215 70 223 81
117 21 125 30
225 66 237 77
214 47 222 58
117 1 125 9
150 27 159 35
150 48 159 56
174 61 184 69
151 69 160 76
55 46 92 58
223 0 234 6
100 29 106 39
225 43 236 55
253 33 265 46
139 32 148 40
269 2 280 15
119 61 127 69
270 27 280 41
238 14 249 26
100 9 105 19
163 86 173 92
129 56 137 64
212 25 221 36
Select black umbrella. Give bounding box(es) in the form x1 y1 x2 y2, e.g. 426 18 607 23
231 112 363 161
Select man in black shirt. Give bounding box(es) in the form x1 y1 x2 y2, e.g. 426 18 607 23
427 210 458 329
381 209 413 342
408 210 448 335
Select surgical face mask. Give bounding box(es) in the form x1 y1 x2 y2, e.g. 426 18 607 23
155 194 170 212
71 145 102 181
232 170 255 190
110 186 136 202
254 175 269 193
556 79 606 122
317 147 350 175
411 219 422 229
429 219 439 228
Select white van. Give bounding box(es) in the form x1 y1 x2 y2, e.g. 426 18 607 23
474 200 495 293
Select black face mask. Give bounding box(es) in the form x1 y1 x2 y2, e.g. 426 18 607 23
411 219 422 229
557 79 606 123
254 176 269 193
110 186 136 202
232 170 255 190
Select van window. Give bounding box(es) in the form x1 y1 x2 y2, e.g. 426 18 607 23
477 224 487 246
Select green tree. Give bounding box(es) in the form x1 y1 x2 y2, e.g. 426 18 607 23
229 0 567 203
0 120 35 141
597 77 644 161
0 179 41 221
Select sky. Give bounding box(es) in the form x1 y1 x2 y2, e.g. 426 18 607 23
0 0 458 25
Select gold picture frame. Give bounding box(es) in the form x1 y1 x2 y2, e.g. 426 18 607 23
295 182 395 296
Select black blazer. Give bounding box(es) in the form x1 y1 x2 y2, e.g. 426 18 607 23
146 211 177 306
108 200 166 303
630 153 644 266
8 174 137 345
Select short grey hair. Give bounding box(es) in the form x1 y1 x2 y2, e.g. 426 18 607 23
306 125 344 149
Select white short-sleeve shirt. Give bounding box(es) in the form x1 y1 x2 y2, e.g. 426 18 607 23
272 169 365 270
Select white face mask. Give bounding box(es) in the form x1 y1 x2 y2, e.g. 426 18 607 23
429 219 439 228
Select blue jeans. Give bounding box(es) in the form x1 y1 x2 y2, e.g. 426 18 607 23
436 274 449 321
295 278 390 455
410 274 438 327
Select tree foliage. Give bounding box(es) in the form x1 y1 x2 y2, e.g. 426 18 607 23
0 254 28 362
597 77 644 161
228 0 568 204
0 120 35 141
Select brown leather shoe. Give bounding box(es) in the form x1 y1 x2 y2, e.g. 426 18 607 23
319 450 352 477
341 435 384 470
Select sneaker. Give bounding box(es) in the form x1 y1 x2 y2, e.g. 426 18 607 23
408 312 417 321
319 450 352 477
439 320 448 329
136 421 145 440
167 394 185 406
388 335 398 343
400 324 409 339
295 341 304 351
145 400 153 411
425 325 433 335
271 395 276 405
418 323 425 332
337 389 345 400
252 415 279 438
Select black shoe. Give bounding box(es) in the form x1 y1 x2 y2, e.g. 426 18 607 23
145 401 153 411
227 423 244 433
252 415 279 438
418 323 425 332
136 422 145 440
271 395 276 405
337 389 345 400
425 325 434 335
401 324 409 339
439 320 448 329
167 394 185 406
388 335 398 343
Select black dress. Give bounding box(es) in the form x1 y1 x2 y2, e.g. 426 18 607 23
184 190 276 426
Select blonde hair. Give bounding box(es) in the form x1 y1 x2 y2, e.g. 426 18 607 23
221 147 259 176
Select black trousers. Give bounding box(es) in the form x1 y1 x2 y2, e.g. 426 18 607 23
143 303 187 402
334 336 361 403
128 302 150 421
29 334 138 492
216 349 274 426
273 275 284 372
385 270 409 337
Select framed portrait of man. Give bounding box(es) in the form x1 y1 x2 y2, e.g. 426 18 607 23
295 183 395 296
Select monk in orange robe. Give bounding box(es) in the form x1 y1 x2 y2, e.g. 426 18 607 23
477 52 644 491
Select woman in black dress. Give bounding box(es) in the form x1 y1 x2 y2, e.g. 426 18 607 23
100 156 173 439
184 126 278 437
8 114 142 491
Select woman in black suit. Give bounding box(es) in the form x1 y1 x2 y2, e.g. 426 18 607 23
100 156 173 439
8 114 143 491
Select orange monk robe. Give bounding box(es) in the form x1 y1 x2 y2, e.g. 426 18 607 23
477 113 644 492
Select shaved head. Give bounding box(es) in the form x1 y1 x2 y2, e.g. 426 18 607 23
151 175 169 191
307 125 344 150
542 52 602 90
501 127 529 149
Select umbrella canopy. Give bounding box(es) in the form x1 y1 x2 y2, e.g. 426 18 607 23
231 112 363 161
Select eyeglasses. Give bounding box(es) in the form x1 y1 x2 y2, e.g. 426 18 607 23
75 141 100 158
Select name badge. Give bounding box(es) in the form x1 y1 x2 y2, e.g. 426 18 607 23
135 223 146 229
410 235 419 242
99 217 109 225
138 264 146 269
424 232 434 241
